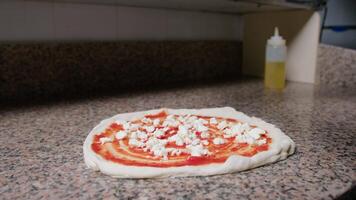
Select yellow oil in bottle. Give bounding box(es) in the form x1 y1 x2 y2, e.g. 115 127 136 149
264 61 285 89
265 27 286 90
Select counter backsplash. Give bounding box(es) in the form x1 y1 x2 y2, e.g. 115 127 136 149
0 41 242 103
1 41 355 104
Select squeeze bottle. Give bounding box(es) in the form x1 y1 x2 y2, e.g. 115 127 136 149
264 27 287 89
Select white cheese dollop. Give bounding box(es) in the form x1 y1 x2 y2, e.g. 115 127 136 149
198 118 208 125
248 128 265 139
153 119 160 126
129 123 139 131
153 129 165 138
200 132 210 139
130 132 137 139
213 137 226 145
114 119 127 125
217 120 228 130
182 114 191 122
184 137 192 145
256 138 267 145
241 123 251 132
163 118 179 127
177 116 185 123
196 123 208 132
146 137 167 148
145 137 168 159
162 127 169 132
170 149 182 156
231 123 243 135
99 137 113 144
115 119 131 130
245 136 255 144
141 117 152 124
193 120 208 132
115 131 127 140
191 138 201 146
187 144 209 157
151 145 167 159
223 128 234 138
187 116 198 123
175 137 184 146
128 138 145 147
235 134 255 144
177 125 189 136
209 117 218 124
137 131 148 140
121 122 130 130
168 134 184 146
188 133 197 141
167 115 175 120
145 126 155 133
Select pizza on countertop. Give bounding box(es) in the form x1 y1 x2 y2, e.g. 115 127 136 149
83 107 295 178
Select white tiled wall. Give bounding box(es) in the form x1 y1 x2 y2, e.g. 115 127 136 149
0 0 243 41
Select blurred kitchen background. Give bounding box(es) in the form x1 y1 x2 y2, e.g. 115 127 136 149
320 0 356 50
0 0 355 104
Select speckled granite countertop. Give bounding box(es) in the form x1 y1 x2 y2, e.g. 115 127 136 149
1 79 355 199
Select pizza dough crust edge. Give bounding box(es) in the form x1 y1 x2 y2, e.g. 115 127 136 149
83 107 296 178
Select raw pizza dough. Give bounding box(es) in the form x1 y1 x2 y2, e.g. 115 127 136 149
83 107 295 178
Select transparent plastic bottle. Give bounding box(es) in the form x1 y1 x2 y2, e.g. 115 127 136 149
264 27 287 90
